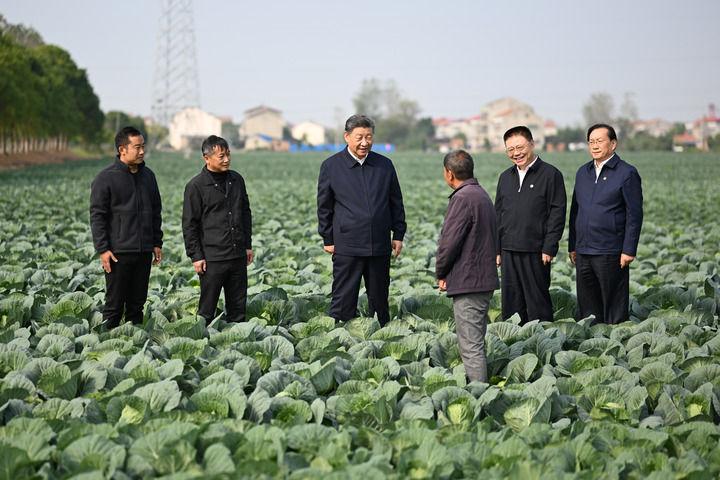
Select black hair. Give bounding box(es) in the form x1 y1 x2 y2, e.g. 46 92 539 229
503 125 533 143
201 135 230 157
115 126 143 153
587 123 617 141
443 149 474 181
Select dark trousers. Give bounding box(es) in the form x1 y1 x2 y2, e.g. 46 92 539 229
330 254 391 326
575 253 629 325
198 258 248 324
500 250 553 324
103 252 152 328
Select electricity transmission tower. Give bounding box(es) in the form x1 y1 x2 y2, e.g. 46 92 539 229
151 0 201 127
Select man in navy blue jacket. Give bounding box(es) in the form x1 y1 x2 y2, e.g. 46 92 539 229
569 123 643 324
317 115 406 326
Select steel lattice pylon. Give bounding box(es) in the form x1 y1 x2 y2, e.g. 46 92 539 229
151 0 201 127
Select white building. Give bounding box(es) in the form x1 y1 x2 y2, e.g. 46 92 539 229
291 121 326 146
239 105 285 140
169 107 222 150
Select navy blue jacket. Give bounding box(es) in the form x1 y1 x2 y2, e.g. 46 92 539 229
495 157 566 256
182 167 252 262
436 178 499 296
89 156 163 254
569 154 643 256
317 148 406 256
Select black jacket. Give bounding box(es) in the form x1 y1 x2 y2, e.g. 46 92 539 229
182 167 252 262
317 148 406 256
436 178 499 296
495 157 566 256
89 156 163 254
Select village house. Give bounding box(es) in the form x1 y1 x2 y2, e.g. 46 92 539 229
168 107 222 151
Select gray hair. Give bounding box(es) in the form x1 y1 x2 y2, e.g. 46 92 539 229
201 135 230 157
443 150 474 181
345 114 375 133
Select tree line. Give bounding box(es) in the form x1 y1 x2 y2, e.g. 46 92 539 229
0 15 104 155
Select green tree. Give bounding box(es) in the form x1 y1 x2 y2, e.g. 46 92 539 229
582 92 614 126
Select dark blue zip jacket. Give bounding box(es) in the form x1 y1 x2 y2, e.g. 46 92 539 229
89 156 163 254
317 148 406 256
569 154 643 256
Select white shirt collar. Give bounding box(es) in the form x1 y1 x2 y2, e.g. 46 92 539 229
347 146 368 165
594 153 615 179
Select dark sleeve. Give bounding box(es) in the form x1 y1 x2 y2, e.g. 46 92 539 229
494 176 503 255
151 173 163 248
389 164 406 242
436 196 471 279
240 175 252 249
89 174 111 254
568 188 578 253
317 161 334 246
541 168 567 257
182 181 204 262
621 167 643 256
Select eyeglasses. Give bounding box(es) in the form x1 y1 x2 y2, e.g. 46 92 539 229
506 143 529 154
588 139 608 146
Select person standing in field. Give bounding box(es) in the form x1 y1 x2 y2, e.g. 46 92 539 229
436 150 499 383
495 126 566 324
569 123 643 324
182 135 253 324
89 126 163 329
317 114 406 326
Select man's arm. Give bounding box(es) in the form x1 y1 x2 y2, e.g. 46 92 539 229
621 168 643 258
389 165 406 243
181 182 205 263
494 176 504 260
317 162 335 248
89 176 111 255
541 169 567 262
436 197 471 280
151 173 163 249
568 188 578 265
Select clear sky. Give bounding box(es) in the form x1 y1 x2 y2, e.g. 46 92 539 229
2 0 719 128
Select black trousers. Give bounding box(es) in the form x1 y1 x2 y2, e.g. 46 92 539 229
330 254 391 326
103 252 152 328
198 258 248 324
500 250 553 324
575 253 629 325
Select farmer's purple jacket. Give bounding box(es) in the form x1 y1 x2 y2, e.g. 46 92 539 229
436 178 499 296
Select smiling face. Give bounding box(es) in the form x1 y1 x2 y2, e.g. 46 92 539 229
504 134 535 170
118 135 145 168
204 146 231 172
588 127 617 163
344 127 373 159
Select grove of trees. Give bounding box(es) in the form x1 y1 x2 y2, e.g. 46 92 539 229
0 15 104 155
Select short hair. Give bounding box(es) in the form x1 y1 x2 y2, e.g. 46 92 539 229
503 125 533 143
345 114 375 133
587 123 617 142
201 135 230 157
115 126 143 153
443 150 474 181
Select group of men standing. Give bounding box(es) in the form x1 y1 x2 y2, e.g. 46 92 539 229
90 118 642 383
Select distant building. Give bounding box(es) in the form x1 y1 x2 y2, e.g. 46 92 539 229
686 104 720 150
632 118 673 137
244 134 290 152
291 121 326 146
169 107 222 150
239 105 285 141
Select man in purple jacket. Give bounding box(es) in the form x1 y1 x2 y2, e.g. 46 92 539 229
436 150 499 383
317 115 406 326
569 123 643 324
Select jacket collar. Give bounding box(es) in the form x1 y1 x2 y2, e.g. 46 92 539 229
449 177 479 198
586 153 620 171
200 165 232 184
509 156 543 176
342 147 375 168
114 155 145 173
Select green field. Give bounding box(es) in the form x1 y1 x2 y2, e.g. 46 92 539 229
1 150 720 478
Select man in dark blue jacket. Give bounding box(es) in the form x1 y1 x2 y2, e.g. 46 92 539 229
183 135 253 325
317 115 406 326
569 123 643 324
495 126 566 324
436 150 499 383
90 126 163 329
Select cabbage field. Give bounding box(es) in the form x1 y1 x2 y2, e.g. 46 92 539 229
1 150 719 479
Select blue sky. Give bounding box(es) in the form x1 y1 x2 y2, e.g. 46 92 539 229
2 0 719 128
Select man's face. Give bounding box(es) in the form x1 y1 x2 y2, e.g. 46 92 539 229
504 134 535 170
588 127 617 162
344 127 373 159
119 135 145 166
204 146 231 173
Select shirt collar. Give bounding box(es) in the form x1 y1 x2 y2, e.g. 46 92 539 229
516 155 539 174
347 146 368 164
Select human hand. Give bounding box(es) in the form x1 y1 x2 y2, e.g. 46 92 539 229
438 279 447 292
323 245 334 254
569 251 576 265
246 249 254 265
542 253 553 265
153 247 162 265
100 250 118 273
620 253 635 268
496 254 501 267
193 259 207 275
392 240 403 259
